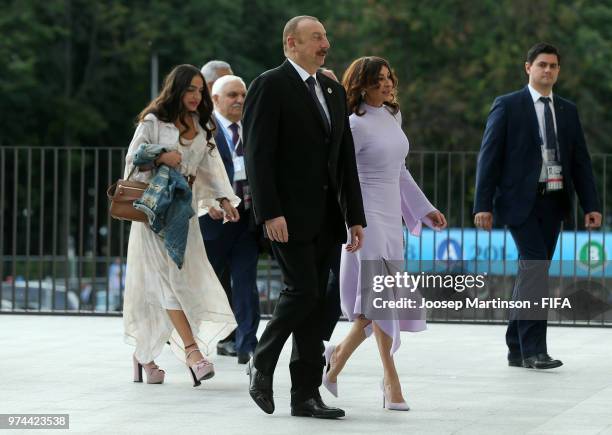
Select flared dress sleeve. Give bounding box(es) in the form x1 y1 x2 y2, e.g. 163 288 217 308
399 166 437 235
123 115 157 183
193 139 241 217
394 111 437 235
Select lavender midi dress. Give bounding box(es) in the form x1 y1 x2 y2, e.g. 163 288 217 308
340 103 437 354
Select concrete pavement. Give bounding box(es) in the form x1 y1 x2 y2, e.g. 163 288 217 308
1 315 611 434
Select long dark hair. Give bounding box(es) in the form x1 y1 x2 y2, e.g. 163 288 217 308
342 56 400 117
138 64 215 149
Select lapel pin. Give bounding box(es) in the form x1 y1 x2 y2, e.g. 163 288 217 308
327 87 332 94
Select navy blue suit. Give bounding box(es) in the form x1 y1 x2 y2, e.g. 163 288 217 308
474 86 600 358
199 116 260 355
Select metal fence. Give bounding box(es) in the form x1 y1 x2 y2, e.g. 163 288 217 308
1 146 610 325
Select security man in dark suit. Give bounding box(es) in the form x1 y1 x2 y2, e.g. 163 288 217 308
474 43 602 369
243 16 366 418
199 74 260 365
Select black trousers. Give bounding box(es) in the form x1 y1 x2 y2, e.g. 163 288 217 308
321 243 342 342
253 209 339 403
506 192 564 358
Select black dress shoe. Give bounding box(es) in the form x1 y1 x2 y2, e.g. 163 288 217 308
237 351 254 365
291 396 345 419
217 340 237 357
508 355 523 367
522 353 563 369
247 359 274 414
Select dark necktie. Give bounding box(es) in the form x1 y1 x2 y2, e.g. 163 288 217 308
228 122 240 153
540 97 557 153
228 122 248 208
305 76 331 135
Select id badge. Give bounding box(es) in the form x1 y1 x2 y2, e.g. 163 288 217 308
242 185 252 210
545 162 563 192
233 155 246 181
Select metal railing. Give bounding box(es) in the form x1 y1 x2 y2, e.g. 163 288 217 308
1 146 610 325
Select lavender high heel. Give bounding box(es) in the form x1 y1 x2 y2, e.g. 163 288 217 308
381 379 409 411
186 347 215 387
132 355 165 384
322 344 338 397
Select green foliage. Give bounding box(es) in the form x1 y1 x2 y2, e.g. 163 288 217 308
0 0 611 153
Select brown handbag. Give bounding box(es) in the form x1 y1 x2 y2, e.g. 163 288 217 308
108 117 161 222
107 167 149 222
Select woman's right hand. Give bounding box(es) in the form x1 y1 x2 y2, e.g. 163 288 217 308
156 151 182 168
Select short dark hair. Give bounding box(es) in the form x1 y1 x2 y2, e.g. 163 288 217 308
282 15 319 54
526 43 561 65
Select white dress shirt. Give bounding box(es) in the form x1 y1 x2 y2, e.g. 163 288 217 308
528 84 559 181
287 58 331 125
214 110 242 152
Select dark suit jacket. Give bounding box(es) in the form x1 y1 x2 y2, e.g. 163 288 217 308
474 86 600 226
243 60 366 242
213 116 235 182
200 115 235 240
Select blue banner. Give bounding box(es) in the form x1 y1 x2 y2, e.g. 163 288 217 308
404 228 612 277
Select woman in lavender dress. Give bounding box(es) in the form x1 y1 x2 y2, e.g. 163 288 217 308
323 57 447 410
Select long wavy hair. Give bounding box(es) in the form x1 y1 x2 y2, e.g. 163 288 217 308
342 56 400 117
138 64 215 150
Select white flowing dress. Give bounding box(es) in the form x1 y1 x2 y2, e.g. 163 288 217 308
123 114 239 363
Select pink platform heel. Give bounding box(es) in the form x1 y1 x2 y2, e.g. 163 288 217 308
185 345 215 387
322 344 338 397
381 379 410 411
132 355 165 384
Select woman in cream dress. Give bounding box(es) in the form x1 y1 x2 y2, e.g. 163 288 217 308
123 64 240 387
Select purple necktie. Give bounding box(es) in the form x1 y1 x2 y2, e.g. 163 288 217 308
229 123 240 152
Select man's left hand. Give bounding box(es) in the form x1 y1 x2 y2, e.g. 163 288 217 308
346 225 364 252
585 212 602 229
220 199 240 222
208 207 224 220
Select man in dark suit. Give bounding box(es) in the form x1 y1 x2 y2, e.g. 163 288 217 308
474 43 602 369
199 74 260 364
200 60 237 357
243 15 366 418
316 68 345 343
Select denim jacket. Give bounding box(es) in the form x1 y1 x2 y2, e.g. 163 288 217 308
132 143 194 269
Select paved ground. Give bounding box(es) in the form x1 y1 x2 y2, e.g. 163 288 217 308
1 315 611 434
